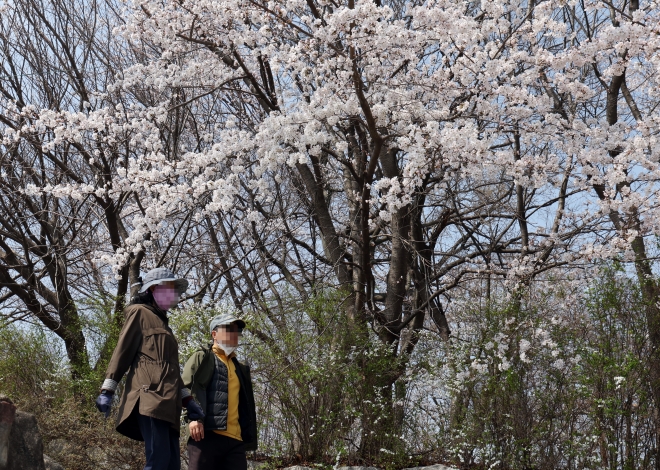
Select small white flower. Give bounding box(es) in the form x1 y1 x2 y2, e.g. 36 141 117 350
614 376 625 389
551 359 565 369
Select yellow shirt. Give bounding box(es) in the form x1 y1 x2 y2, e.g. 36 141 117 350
211 345 242 441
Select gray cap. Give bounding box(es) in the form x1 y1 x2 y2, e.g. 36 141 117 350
210 313 246 331
138 267 189 294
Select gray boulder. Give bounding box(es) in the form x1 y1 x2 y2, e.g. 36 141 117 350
337 467 382 470
0 397 64 470
0 397 16 470
43 440 70 458
402 466 458 470
5 410 46 470
42 456 63 470
247 461 268 470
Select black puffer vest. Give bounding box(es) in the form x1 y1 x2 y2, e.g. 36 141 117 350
204 354 229 429
183 345 258 450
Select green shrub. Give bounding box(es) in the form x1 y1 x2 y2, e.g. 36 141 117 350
441 267 656 469
0 324 145 470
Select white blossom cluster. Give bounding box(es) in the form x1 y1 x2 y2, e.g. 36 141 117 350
3 0 660 304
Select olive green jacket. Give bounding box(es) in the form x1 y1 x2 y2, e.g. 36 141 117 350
104 304 184 441
182 344 258 451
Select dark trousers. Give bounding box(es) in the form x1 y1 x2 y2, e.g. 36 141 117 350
137 414 181 470
187 432 247 470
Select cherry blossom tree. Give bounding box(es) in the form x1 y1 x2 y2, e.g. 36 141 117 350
3 0 660 459
0 0 135 376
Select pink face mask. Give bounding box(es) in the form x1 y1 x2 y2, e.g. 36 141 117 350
152 284 179 311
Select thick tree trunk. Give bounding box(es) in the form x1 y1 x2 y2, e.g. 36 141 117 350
630 242 660 469
598 4 660 458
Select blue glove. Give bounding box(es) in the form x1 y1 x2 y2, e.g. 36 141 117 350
95 390 113 418
185 399 205 421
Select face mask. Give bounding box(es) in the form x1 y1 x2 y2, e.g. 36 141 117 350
215 340 237 356
152 284 179 311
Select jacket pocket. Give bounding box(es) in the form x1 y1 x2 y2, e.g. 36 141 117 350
139 327 172 391
134 358 170 393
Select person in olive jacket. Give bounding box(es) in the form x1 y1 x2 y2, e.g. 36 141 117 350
95 268 205 470
182 313 258 470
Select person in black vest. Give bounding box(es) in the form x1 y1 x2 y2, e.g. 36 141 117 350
181 314 258 470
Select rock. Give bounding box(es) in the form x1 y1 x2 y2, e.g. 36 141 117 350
247 461 268 470
42 456 63 470
0 402 72 470
0 397 17 470
283 465 456 470
5 411 46 470
337 467 382 470
43 440 71 458
402 465 458 470
85 446 107 465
